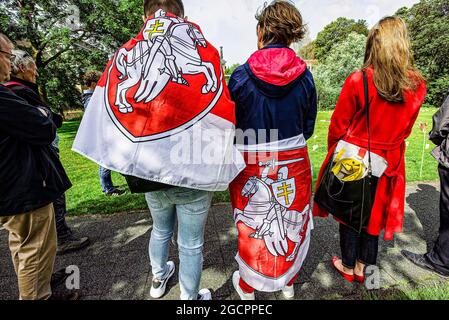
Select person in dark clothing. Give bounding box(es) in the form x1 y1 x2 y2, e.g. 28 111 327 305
402 90 449 278
0 33 72 299
6 49 90 255
82 70 125 197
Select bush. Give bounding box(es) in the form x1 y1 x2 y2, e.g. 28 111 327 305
426 75 449 107
313 32 367 110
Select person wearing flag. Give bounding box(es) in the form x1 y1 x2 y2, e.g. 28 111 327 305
72 0 245 300
228 1 317 300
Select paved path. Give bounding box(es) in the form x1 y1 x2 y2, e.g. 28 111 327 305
1 182 447 300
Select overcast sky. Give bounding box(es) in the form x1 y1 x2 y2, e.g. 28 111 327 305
182 0 420 65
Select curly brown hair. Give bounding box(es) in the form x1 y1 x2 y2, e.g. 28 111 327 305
83 70 102 88
256 1 306 47
143 0 184 18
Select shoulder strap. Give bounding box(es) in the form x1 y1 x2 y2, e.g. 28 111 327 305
3 81 26 88
362 70 372 178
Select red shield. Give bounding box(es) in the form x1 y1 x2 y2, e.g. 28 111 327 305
230 147 312 279
102 20 224 143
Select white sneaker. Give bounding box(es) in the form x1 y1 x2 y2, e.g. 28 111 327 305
232 271 255 300
150 261 175 299
282 284 295 299
198 288 212 300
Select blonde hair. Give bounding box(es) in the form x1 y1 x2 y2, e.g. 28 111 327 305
363 16 424 103
256 1 306 47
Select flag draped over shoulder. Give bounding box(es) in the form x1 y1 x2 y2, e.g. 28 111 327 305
230 135 313 292
73 9 245 191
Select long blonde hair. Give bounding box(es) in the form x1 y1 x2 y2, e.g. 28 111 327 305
363 16 424 103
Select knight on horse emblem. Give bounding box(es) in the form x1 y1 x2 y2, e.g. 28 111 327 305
234 157 309 261
113 9 218 114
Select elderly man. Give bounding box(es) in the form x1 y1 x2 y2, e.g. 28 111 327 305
0 33 72 299
6 49 90 255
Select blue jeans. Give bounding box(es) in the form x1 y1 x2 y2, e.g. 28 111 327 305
99 166 114 193
145 187 213 300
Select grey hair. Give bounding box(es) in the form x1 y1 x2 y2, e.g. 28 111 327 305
11 49 35 75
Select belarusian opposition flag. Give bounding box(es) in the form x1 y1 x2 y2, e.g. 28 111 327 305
230 135 313 291
73 9 245 191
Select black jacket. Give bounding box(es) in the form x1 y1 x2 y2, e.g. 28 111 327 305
0 84 71 216
5 77 63 128
430 92 449 168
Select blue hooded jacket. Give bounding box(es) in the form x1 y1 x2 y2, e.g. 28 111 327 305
229 44 317 145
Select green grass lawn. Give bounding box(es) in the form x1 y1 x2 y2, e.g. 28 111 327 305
362 280 449 300
60 108 439 216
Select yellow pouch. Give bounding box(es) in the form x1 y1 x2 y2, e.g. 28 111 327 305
331 149 366 182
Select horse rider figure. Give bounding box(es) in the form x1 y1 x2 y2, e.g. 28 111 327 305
250 160 291 240
141 9 188 86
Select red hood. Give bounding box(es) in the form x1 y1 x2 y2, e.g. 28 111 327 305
247 47 307 86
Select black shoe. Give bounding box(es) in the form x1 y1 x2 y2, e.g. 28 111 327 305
49 290 81 300
401 250 449 279
105 187 126 197
51 268 70 290
57 234 91 255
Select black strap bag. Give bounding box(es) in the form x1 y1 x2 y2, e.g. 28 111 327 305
314 70 378 233
122 174 173 194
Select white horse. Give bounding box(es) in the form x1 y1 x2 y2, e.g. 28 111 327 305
234 177 309 261
114 22 218 114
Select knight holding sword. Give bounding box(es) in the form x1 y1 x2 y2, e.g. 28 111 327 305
141 9 187 85
249 158 304 241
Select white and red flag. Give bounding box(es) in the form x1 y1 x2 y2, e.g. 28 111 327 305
73 10 245 191
230 135 313 291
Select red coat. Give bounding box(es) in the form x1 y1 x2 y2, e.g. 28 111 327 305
313 68 427 240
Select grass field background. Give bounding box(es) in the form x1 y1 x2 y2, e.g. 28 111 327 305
59 108 439 216
363 280 449 300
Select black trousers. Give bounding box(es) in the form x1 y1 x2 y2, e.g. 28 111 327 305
425 164 449 274
54 193 72 240
339 223 379 269
53 149 72 240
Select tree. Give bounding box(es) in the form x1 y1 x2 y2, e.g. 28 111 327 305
314 17 368 61
225 63 240 76
0 0 143 113
397 0 449 106
298 41 316 60
313 32 367 109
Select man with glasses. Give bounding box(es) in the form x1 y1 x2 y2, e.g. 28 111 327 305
0 33 73 299
0 36 15 81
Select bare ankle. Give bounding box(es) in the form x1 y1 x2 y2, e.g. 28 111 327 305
342 265 354 274
355 261 365 275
